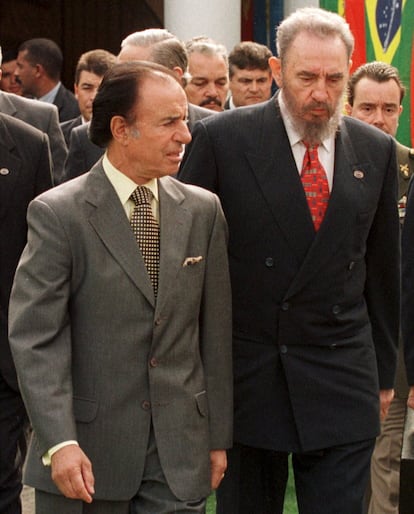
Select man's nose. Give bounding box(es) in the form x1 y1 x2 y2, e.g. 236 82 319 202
311 79 329 102
372 107 385 127
204 82 218 98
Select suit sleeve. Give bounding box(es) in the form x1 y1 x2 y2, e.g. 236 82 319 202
44 107 68 185
365 138 400 389
62 128 87 183
200 194 233 449
402 178 414 385
178 120 219 193
35 133 54 194
9 198 76 456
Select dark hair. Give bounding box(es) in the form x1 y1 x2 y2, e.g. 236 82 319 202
90 61 180 148
228 41 272 78
1 47 18 65
74 49 117 85
18 38 63 80
347 61 406 105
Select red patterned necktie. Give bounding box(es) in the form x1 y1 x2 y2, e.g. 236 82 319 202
130 186 160 297
300 141 330 231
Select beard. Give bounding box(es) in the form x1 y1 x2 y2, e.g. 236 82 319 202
282 85 342 144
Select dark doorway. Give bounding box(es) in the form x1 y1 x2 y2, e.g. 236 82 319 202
0 0 163 90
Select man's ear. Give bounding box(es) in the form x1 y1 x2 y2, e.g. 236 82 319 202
344 102 352 115
111 115 130 145
269 56 282 88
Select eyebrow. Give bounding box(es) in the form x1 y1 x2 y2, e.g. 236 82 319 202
298 71 344 80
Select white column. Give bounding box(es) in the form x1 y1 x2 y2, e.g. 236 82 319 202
284 0 319 16
164 0 241 53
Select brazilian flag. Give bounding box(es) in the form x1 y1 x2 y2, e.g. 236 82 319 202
320 0 414 147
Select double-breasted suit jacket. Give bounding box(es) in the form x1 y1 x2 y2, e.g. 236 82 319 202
9 164 233 502
0 113 53 390
179 97 400 453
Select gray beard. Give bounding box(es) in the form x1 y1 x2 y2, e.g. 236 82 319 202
283 90 342 144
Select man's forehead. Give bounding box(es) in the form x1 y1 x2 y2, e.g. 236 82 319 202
232 67 270 77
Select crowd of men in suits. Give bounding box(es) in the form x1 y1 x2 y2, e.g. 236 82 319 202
1 6 414 514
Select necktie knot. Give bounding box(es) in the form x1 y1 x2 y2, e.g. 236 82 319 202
131 186 153 206
302 141 319 167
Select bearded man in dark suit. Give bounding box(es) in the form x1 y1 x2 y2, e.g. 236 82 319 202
179 7 400 514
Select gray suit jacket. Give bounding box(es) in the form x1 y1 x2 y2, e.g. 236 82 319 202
0 91 68 184
9 164 232 502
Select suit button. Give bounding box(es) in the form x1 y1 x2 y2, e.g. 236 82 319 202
0 167 10 175
332 305 341 315
330 344 337 350
281 302 289 311
149 357 158 367
280 345 288 354
265 257 275 268
154 318 162 326
141 400 151 411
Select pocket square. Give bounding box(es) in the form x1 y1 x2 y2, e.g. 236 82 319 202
183 256 203 267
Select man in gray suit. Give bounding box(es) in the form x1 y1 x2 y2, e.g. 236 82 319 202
9 61 232 514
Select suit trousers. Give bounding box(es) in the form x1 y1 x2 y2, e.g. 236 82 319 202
0 374 28 514
367 397 406 514
216 438 375 514
35 425 207 514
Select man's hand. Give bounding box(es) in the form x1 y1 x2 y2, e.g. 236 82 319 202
407 386 414 410
379 388 394 421
210 450 227 490
51 444 95 503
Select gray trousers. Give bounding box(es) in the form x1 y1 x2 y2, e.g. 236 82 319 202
35 429 207 514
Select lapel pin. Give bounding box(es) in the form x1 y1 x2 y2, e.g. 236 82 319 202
353 170 364 179
0 167 10 176
400 163 410 178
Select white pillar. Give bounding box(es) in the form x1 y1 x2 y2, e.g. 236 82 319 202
284 0 319 16
164 0 241 53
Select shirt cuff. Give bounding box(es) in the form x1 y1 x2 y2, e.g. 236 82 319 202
42 440 79 466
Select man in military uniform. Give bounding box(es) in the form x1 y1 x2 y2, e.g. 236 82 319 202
346 60 414 514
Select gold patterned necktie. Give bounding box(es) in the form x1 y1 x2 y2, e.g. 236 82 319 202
300 141 330 231
130 186 160 297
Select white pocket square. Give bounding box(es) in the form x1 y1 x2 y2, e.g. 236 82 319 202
183 256 203 267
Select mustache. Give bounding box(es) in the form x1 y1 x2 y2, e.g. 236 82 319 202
200 96 222 108
302 101 333 115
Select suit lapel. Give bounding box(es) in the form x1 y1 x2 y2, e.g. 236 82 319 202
85 166 155 306
0 92 18 117
156 177 192 313
285 120 362 298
